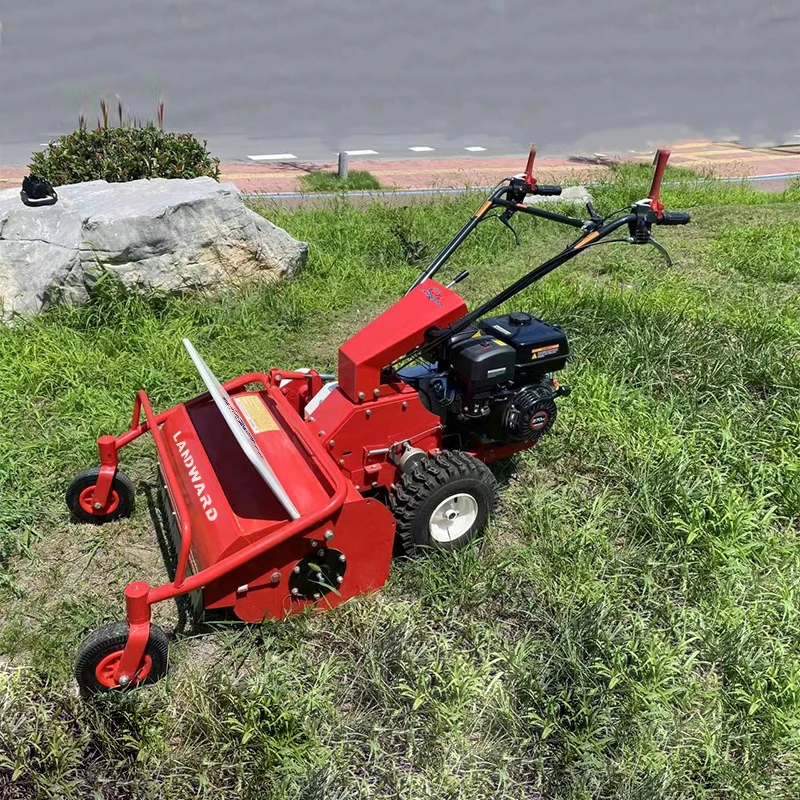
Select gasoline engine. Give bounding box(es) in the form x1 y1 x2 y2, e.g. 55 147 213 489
401 310 571 450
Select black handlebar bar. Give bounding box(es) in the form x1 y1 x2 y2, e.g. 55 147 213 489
407 149 691 294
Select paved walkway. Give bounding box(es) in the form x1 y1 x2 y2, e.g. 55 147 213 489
2 140 799 195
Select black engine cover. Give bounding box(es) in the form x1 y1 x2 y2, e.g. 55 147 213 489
479 312 569 381
449 332 516 393
497 383 558 443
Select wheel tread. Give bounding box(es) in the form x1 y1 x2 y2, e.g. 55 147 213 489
74 620 169 694
390 450 498 553
66 467 135 523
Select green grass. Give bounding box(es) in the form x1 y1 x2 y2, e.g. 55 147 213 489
298 169 382 193
2 171 800 799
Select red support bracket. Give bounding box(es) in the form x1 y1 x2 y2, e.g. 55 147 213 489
91 434 119 509
114 581 152 686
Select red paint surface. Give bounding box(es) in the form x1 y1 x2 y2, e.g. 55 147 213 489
338 278 466 402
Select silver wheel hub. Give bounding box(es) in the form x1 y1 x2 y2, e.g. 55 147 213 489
428 493 479 543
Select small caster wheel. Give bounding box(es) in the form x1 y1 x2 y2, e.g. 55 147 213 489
75 621 169 695
66 467 135 523
390 450 499 553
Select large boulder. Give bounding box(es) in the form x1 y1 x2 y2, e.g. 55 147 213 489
0 177 307 320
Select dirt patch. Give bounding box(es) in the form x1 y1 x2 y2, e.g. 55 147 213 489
2 488 181 653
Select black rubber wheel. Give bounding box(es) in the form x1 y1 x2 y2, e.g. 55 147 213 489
390 451 499 553
66 467 135 524
75 621 169 695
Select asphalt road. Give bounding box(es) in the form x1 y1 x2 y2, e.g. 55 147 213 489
1 1 798 165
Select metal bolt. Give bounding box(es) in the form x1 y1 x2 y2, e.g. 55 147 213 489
339 553 346 563
329 439 335 449
371 481 378 489
310 540 318 548
402 401 408 410
118 675 130 686
313 592 321 600
358 392 365 401
318 430 324 436
275 374 282 382
339 459 345 466
373 388 380 397
93 501 103 510
237 584 249 593
336 575 343 584
318 549 325 557
291 587 299 596
308 416 315 422
366 409 372 419
269 571 281 584
324 530 334 541
293 565 301 574
355 485 361 491
317 572 324 581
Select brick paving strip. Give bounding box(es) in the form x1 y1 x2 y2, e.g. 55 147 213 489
1 140 799 195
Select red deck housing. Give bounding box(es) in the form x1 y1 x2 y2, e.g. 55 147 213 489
92 279 473 684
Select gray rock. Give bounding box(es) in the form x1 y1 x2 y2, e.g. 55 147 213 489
0 177 307 320
527 185 593 206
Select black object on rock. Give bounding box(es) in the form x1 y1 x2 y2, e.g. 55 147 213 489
20 174 58 207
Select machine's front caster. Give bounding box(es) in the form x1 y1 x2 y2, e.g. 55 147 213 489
74 621 169 695
66 467 135 523
391 451 499 553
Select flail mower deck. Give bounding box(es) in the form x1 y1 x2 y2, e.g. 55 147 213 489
67 149 690 693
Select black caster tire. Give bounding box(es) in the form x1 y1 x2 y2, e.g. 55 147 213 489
66 467 135 523
75 621 169 695
390 451 499 554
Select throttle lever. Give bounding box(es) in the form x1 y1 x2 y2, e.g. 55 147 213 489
586 201 602 223
648 236 673 268
499 209 521 246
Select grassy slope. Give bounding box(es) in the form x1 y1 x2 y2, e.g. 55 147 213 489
1 168 799 799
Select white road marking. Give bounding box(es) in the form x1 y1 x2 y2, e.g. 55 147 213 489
248 153 297 161
409 146 435 152
344 149 379 155
464 146 487 152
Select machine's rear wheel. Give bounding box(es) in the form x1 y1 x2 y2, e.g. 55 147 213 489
75 621 169 695
66 468 135 523
391 451 498 553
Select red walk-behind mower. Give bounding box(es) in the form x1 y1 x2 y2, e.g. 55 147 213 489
67 149 689 693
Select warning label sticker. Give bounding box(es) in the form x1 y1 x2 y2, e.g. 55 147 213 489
235 395 279 433
531 344 560 360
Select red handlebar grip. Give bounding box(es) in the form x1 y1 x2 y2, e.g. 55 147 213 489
648 149 671 205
